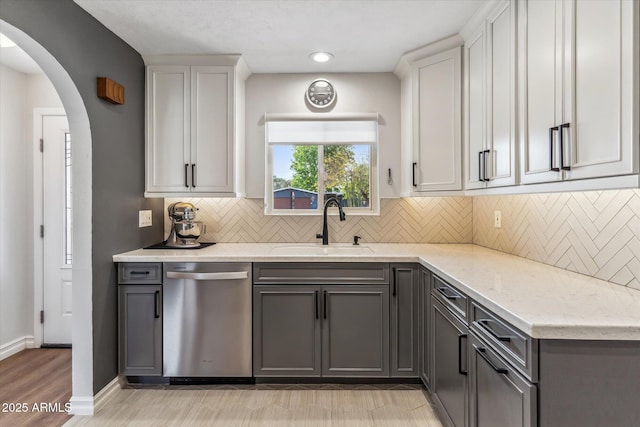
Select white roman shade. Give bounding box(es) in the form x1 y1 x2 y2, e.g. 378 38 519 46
265 114 379 145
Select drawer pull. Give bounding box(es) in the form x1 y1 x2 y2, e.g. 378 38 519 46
476 347 508 375
477 319 512 342
458 334 468 376
436 287 462 300
154 290 160 319
130 271 150 276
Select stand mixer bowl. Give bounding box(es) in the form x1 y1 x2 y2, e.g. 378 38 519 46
174 221 206 242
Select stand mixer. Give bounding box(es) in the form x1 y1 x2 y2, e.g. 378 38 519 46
164 202 206 248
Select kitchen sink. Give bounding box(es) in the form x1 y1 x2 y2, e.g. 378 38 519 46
270 244 373 256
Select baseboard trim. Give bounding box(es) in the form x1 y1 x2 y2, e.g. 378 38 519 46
68 396 94 416
0 335 35 361
94 376 121 412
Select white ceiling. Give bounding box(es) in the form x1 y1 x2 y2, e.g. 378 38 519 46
74 0 484 73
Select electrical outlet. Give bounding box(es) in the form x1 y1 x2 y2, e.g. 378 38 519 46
139 210 152 228
494 210 502 228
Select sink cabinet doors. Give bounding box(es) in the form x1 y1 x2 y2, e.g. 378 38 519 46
252 285 321 377
252 284 390 378
322 286 389 377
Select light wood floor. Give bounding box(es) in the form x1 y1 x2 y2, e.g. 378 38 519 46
65 384 443 426
0 348 72 427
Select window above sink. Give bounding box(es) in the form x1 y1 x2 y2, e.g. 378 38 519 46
264 115 380 216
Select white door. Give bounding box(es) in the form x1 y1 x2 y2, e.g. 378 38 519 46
42 115 72 345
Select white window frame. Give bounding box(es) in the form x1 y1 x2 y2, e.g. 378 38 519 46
264 114 380 216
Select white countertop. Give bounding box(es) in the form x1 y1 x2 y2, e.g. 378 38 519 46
113 243 640 341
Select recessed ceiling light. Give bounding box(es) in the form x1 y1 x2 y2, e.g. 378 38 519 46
310 52 334 63
0 33 17 48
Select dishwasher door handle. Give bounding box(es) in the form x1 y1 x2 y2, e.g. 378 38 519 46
166 271 249 281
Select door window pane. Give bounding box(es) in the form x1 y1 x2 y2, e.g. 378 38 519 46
64 132 72 265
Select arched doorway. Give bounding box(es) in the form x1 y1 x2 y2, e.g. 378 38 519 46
0 20 94 415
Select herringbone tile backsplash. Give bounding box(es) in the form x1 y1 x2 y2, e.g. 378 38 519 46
473 189 640 290
165 197 473 244
165 189 640 289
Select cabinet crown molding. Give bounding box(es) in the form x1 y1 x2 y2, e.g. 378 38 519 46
393 34 463 79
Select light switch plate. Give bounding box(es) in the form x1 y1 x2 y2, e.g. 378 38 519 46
139 210 152 227
494 210 502 228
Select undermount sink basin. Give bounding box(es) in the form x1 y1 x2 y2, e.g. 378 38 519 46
270 244 373 256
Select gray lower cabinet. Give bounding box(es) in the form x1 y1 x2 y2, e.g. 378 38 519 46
432 298 468 427
118 284 162 376
390 264 420 378
468 333 536 427
419 267 432 388
253 284 390 378
252 285 321 377
322 285 389 377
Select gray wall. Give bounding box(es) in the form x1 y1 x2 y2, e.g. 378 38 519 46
0 0 164 393
244 73 401 198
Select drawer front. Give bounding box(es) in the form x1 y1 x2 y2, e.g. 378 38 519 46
431 275 468 322
469 333 537 427
253 263 389 285
118 263 163 284
470 302 537 381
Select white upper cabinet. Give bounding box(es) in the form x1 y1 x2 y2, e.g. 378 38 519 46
411 47 462 192
145 56 249 197
519 0 638 185
464 0 517 190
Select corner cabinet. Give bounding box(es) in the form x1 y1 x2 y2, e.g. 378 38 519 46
118 263 163 376
464 0 518 190
144 56 250 197
519 0 638 185
412 47 463 192
395 38 464 196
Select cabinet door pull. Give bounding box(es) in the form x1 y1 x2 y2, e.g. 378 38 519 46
323 290 328 319
412 162 417 187
477 319 511 342
483 149 491 181
436 286 462 300
392 267 397 297
315 290 319 320
560 123 571 170
478 151 484 182
130 271 150 276
191 163 197 187
549 126 560 171
458 334 468 375
184 163 190 188
154 290 160 319
476 347 508 374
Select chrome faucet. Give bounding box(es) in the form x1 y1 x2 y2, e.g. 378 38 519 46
316 197 346 245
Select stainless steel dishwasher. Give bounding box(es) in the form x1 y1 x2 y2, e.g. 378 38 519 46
163 262 252 377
